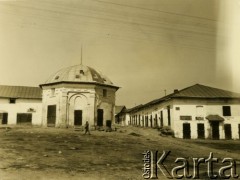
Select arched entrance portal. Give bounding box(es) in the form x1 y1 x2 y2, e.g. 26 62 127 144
68 94 90 127
74 95 88 126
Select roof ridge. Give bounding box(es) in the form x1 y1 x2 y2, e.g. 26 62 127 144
173 83 199 95
0 85 40 88
0 85 42 99
195 84 240 95
126 83 240 113
172 83 240 98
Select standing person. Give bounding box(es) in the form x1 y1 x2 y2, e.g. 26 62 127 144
84 121 91 135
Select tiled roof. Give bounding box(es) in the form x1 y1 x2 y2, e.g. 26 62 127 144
115 106 125 114
0 85 42 99
144 93 174 106
43 64 116 87
125 104 144 113
172 84 240 98
127 84 240 113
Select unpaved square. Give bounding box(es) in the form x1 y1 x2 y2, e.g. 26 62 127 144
0 126 239 179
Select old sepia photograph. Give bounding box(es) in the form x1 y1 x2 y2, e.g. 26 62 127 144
0 0 240 179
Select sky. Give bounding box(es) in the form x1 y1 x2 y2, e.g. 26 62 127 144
0 0 239 108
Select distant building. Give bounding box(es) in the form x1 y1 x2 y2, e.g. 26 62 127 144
125 84 240 140
122 104 144 126
0 64 119 129
0 85 42 125
115 106 126 125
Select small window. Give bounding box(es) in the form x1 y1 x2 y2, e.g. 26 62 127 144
51 88 55 96
27 108 36 112
55 76 59 80
196 117 204 120
103 89 107 97
175 107 180 111
93 74 98 79
223 106 231 116
75 75 80 78
9 98 16 104
196 106 204 120
80 70 84 75
180 116 192 120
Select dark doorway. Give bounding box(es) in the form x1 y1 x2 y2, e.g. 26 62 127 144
224 124 232 140
183 123 191 139
211 122 219 140
106 120 111 128
74 110 82 126
97 109 103 126
145 116 148 127
197 124 205 139
47 105 56 127
239 124 240 139
155 114 158 127
17 113 32 125
160 111 163 127
167 106 171 126
2 113 8 124
150 115 153 127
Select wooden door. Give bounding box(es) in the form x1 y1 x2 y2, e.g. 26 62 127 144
160 111 163 127
239 124 240 139
224 124 232 140
197 123 205 139
97 109 103 126
183 123 191 139
145 116 148 127
2 113 8 124
150 115 153 127
211 122 219 140
167 106 171 126
74 110 82 126
47 105 56 127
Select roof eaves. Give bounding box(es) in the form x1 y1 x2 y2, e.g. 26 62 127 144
171 84 240 99
171 96 240 99
0 96 42 99
127 92 176 113
40 81 120 90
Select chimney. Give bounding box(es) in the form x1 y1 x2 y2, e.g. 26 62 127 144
174 89 179 93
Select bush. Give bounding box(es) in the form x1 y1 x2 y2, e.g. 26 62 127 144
159 126 174 136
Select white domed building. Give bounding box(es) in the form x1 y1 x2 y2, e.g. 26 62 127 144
40 64 119 128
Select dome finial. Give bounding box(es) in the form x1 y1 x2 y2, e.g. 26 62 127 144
80 45 83 65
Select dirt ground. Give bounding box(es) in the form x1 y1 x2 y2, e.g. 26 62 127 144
0 125 239 180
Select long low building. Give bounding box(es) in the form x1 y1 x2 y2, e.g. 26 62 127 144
0 85 42 125
119 84 240 140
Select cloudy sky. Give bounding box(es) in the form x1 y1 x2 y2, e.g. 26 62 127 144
0 0 239 107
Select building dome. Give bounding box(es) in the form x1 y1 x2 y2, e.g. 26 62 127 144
44 64 114 86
